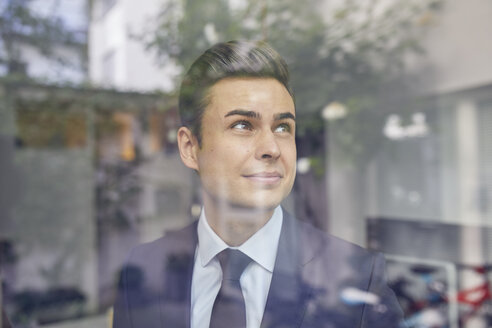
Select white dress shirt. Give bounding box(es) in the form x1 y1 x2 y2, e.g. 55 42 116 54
190 206 283 328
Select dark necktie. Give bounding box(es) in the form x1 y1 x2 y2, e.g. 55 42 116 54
209 249 252 328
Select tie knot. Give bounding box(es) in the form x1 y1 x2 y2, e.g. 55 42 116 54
217 249 252 281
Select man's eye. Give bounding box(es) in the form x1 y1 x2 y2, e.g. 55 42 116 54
231 121 252 130
274 123 292 133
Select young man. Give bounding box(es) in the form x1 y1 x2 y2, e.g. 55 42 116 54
113 40 404 328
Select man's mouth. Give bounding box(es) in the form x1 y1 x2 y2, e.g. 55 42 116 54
243 172 283 184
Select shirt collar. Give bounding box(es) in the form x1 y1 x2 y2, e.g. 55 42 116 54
197 206 283 273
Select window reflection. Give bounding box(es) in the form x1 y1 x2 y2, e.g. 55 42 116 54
1 1 492 327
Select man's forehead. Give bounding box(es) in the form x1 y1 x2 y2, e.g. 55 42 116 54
206 77 295 113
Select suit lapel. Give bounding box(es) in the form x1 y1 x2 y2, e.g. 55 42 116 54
157 213 320 328
261 211 318 328
159 221 198 328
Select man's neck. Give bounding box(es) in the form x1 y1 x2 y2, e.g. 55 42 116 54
202 197 275 247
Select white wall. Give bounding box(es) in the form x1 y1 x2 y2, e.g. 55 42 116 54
89 0 126 87
406 0 492 94
89 0 178 91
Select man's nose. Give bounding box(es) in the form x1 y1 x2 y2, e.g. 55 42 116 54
255 130 281 160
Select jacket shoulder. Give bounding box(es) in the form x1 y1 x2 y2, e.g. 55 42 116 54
124 221 197 270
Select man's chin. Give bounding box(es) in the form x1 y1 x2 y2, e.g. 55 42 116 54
202 188 286 212
232 202 279 212
223 196 282 213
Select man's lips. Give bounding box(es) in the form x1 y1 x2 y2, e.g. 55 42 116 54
243 172 283 184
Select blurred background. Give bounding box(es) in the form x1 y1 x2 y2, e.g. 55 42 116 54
1 0 491 327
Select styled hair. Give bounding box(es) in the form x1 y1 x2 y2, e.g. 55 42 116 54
178 40 293 144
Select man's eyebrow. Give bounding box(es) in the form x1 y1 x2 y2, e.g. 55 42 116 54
274 112 296 121
224 109 261 119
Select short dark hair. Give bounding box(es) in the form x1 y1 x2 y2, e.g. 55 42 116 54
178 40 293 144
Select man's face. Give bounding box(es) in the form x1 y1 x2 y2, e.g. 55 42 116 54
192 77 296 210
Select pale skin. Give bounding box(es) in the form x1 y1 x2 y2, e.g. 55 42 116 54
177 77 297 246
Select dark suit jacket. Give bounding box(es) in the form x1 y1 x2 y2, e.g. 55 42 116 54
113 211 404 328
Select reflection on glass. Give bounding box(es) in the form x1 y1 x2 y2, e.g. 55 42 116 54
1 0 492 327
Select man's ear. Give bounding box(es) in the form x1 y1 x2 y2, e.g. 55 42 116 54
177 126 200 171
